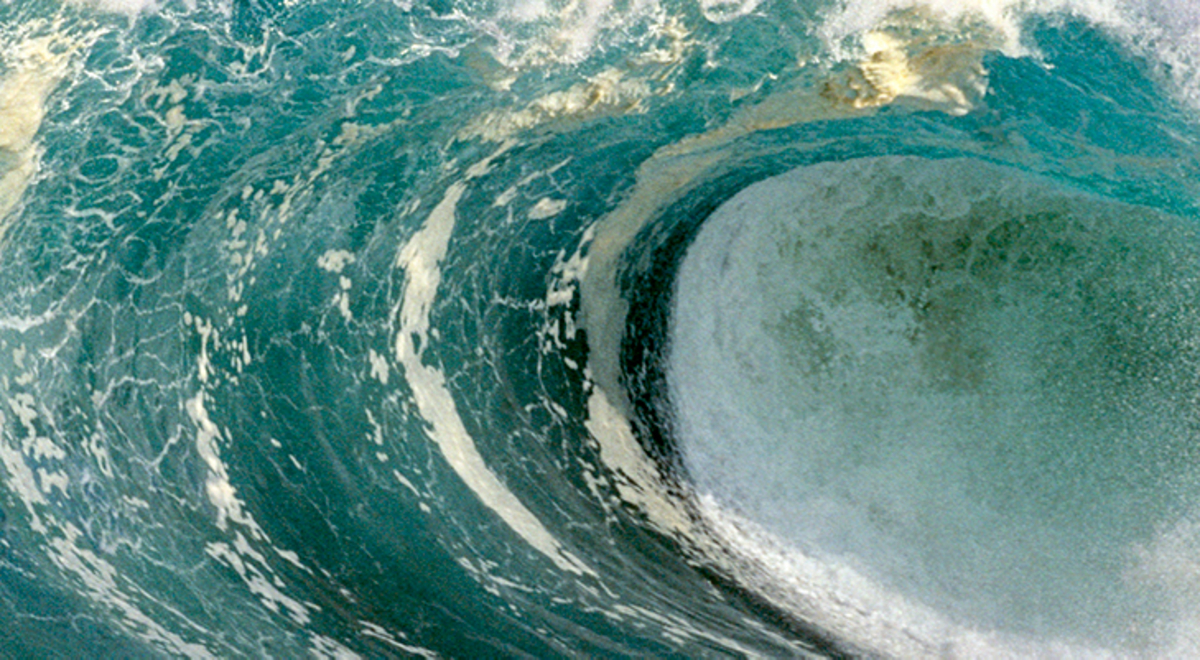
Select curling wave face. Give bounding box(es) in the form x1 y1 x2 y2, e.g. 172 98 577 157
671 157 1200 654
2 0 1200 657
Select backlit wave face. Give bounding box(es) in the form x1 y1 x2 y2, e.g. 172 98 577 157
1 0 1200 657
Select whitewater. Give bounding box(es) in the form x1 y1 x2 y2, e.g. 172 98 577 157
2 0 1200 657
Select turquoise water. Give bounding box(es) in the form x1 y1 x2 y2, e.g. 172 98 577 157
2 0 1200 657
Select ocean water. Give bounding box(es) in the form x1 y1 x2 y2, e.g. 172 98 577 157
3 0 1200 657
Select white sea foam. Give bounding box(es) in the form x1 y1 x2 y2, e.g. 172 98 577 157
0 27 77 244
820 0 1200 110
393 143 595 577
69 0 158 14
465 0 1200 119
698 0 763 24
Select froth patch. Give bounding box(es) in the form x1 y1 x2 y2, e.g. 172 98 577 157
819 1 1027 58
459 68 660 142
822 27 990 115
817 0 1200 112
0 30 76 237
699 0 762 24
70 0 158 14
694 495 1124 658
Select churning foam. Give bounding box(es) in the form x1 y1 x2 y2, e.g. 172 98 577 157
819 0 1200 109
69 0 158 14
669 157 1200 656
0 28 75 241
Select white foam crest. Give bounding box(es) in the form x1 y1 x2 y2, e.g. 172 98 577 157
69 0 158 14
1119 0 1200 110
819 0 1200 110
485 0 626 65
820 0 1033 58
698 0 762 24
478 0 681 72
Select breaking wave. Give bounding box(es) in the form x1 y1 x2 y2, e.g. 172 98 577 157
2 0 1200 656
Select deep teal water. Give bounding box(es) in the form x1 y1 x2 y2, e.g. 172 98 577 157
3 0 1200 657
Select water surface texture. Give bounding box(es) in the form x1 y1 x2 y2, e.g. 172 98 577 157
3 0 1200 657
